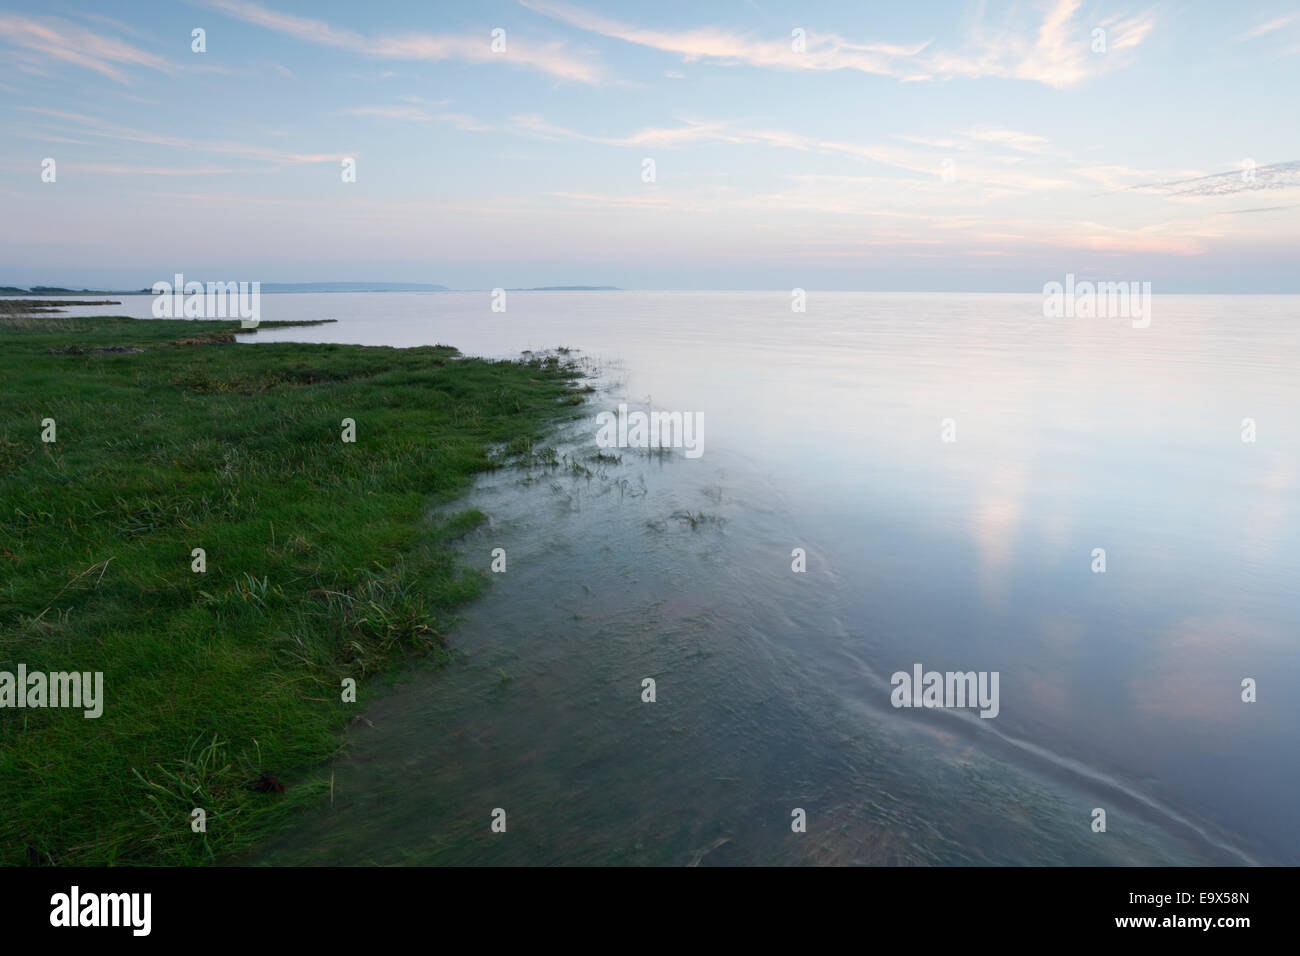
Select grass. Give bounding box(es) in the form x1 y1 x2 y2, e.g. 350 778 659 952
671 510 722 530
0 300 122 315
0 314 587 865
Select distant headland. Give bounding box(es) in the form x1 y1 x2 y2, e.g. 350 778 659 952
1 282 621 295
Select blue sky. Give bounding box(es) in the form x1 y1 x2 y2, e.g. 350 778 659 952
2 0 1298 290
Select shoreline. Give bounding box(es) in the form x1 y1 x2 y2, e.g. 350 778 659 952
0 313 587 865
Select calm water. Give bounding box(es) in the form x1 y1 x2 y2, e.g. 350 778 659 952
70 292 1300 864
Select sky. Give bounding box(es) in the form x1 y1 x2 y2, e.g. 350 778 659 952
1 0 1298 291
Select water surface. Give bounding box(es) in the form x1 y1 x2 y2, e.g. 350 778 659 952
68 292 1300 864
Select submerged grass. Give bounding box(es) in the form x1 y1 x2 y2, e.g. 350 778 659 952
0 314 586 865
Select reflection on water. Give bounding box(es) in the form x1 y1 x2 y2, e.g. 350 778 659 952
80 292 1298 864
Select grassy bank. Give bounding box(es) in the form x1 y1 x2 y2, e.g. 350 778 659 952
0 314 587 864
0 300 122 316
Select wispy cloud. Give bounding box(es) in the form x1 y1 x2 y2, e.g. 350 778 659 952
343 106 494 132
1056 226 1207 255
1131 161 1300 197
76 163 255 176
22 107 350 166
208 0 607 83
919 0 1157 88
521 0 1156 88
961 126 1058 155
1234 15 1298 42
357 105 1080 192
73 12 151 40
893 134 964 150
1220 204 1299 215
521 0 931 79
0 13 177 83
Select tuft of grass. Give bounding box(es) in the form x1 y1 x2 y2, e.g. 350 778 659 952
131 734 236 864
670 510 723 530
0 314 586 864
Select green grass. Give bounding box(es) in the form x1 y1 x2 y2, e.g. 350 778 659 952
0 314 586 865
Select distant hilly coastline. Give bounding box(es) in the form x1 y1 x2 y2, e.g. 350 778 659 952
1 282 620 295
260 282 451 293
0 286 135 296
0 282 451 295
